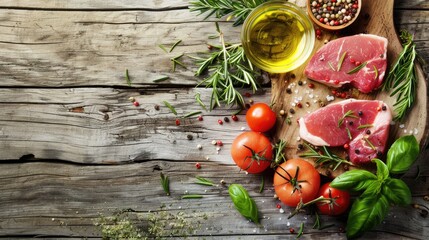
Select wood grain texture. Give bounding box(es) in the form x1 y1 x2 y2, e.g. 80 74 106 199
0 0 428 239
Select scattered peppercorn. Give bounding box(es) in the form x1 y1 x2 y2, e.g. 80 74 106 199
358 111 363 116
279 109 286 116
344 143 349 149
175 119 180 126
249 99 254 104
343 164 349 171
198 115 203 121
289 108 296 114
290 73 296 79
289 228 295 234
286 88 292 94
244 92 251 97
217 140 223 146
207 44 213 50
154 104 160 110
218 119 223 125
231 115 239 121
377 151 382 157
220 179 226 185
349 121 354 126
187 134 193 140
297 102 303 108
195 162 201 169
133 101 140 107
276 203 281 209
308 83 315 88
382 105 387 111
297 144 304 150
355 149 360 154
245 103 251 109
224 117 230 123
424 196 429 201
298 80 303 86
366 129 371 135
128 97 136 102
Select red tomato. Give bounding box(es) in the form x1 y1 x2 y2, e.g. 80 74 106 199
274 159 320 207
246 103 276 132
231 131 272 174
316 182 350 215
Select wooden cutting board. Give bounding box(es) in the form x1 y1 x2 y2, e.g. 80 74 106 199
271 0 428 176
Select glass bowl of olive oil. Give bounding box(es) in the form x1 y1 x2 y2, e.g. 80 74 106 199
241 1 315 73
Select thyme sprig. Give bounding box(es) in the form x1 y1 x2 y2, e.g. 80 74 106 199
189 0 268 26
383 30 422 121
193 23 259 110
299 142 354 171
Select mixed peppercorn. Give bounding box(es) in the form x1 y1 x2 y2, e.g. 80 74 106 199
310 0 359 27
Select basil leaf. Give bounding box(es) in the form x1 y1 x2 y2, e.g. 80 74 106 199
373 159 389 180
382 178 412 206
228 184 259 223
346 194 390 238
361 180 381 198
387 135 419 174
330 170 377 191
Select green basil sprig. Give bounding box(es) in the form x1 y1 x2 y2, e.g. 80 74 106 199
387 135 420 174
228 184 259 223
331 135 419 238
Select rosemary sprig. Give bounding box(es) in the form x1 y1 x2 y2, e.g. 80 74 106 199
193 23 259 110
171 54 187 72
158 44 168 53
194 92 208 111
181 194 203 199
189 0 268 26
328 61 336 71
259 175 265 193
337 51 347 71
169 40 182 53
163 101 177 115
347 61 367 74
299 142 354 171
152 76 170 83
346 127 352 140
182 111 202 118
364 137 376 150
357 124 374 129
373 65 379 80
382 30 421 121
195 176 215 186
338 110 359 127
125 69 132 86
272 139 287 168
297 222 304 238
160 173 170 196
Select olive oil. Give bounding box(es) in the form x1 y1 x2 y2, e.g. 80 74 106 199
241 2 314 73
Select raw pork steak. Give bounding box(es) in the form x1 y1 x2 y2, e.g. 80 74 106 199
304 34 387 93
298 99 392 164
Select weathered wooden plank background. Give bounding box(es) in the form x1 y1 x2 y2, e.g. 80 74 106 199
0 0 428 239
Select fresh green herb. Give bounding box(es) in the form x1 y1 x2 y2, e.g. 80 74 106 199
181 194 203 199
259 175 265 193
338 110 359 127
158 44 168 53
286 117 292 125
171 54 187 72
228 184 259 223
195 176 215 186
194 92 208 111
169 40 182 53
125 69 132 86
386 135 419 174
163 101 177 115
272 139 287 168
189 0 268 27
313 211 321 229
160 173 170 196
346 127 352 140
152 76 170 83
297 222 304 238
383 30 421 120
331 135 420 238
363 137 376 150
299 142 354 171
347 62 367 74
337 51 347 71
328 61 336 71
183 111 203 119
373 65 379 80
357 124 374 129
192 23 259 110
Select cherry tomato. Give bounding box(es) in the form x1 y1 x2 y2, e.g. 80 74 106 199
246 103 276 132
231 131 272 174
274 159 320 207
316 182 350 215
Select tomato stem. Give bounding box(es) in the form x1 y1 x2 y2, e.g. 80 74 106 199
288 196 334 219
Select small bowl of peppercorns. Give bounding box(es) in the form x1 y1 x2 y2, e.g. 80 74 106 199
307 0 361 31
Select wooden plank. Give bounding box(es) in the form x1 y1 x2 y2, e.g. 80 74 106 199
0 8 427 88
0 88 263 163
0 161 427 238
